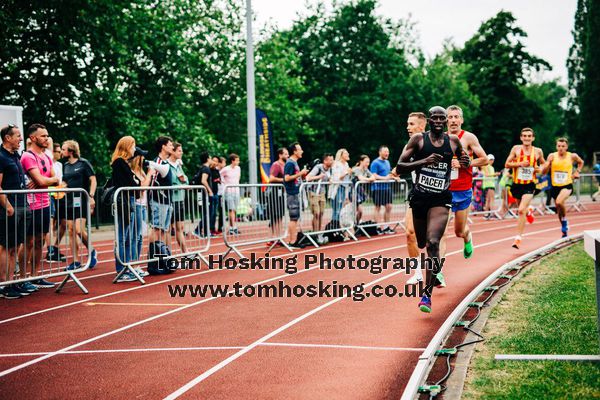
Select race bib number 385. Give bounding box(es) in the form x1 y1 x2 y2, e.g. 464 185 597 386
517 167 534 181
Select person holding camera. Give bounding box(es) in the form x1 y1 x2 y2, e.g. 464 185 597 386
306 153 333 242
330 148 352 222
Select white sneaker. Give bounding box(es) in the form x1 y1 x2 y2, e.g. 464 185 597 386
406 274 423 285
135 267 149 277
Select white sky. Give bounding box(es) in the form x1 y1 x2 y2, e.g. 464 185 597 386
252 0 577 84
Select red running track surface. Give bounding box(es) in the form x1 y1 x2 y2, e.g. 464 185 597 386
1 205 599 399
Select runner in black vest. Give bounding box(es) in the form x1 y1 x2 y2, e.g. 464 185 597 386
395 106 470 313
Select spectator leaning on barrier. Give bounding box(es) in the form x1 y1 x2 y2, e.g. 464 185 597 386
111 136 142 282
129 148 152 273
193 151 212 238
220 153 241 235
482 154 499 219
284 142 308 247
59 140 98 270
266 147 289 242
46 141 67 262
0 125 37 299
210 156 222 235
20 124 60 288
148 135 174 251
352 154 375 224
168 142 188 253
217 156 226 232
330 148 352 223
370 145 396 234
306 153 333 242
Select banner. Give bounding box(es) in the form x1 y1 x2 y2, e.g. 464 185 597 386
256 109 274 184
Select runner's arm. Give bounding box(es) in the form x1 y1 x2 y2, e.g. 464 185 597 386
535 148 546 174
468 134 488 167
541 153 553 175
504 146 520 169
572 153 584 179
395 134 431 173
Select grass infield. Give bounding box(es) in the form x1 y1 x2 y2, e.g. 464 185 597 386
462 242 600 399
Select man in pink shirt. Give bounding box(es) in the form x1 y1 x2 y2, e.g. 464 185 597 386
220 153 241 235
20 124 61 275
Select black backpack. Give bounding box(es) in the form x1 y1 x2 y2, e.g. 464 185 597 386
324 220 345 242
147 241 175 275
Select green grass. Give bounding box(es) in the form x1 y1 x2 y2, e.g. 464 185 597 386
462 243 600 400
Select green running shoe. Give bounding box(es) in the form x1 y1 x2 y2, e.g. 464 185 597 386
435 272 446 288
464 238 473 259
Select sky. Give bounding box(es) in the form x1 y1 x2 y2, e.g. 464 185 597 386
252 0 577 84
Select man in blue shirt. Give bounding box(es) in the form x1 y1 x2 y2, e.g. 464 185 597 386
370 145 397 234
284 142 308 247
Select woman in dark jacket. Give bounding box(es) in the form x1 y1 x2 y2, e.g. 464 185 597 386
111 136 140 281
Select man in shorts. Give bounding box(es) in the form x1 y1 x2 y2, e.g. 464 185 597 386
441 105 488 265
266 148 288 243
0 125 35 298
168 142 188 251
370 146 397 234
306 153 333 243
504 128 545 249
396 107 469 313
220 153 241 235
60 140 97 269
148 136 174 247
541 137 583 237
284 142 308 247
20 124 60 285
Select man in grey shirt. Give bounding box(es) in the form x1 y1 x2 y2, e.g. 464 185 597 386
306 154 333 240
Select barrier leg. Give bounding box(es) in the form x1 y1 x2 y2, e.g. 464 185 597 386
55 272 89 294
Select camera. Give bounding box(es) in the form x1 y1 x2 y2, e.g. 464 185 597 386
143 159 150 168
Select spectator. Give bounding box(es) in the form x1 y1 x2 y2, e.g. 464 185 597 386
370 145 395 234
0 125 36 299
217 156 226 232
20 124 60 285
352 155 375 223
46 141 67 262
592 163 600 201
266 148 288 244
482 154 498 218
210 156 222 235
111 136 143 282
59 140 98 269
306 153 333 242
193 152 212 238
129 148 152 277
168 142 188 253
284 142 308 247
329 148 352 222
221 153 241 235
148 136 174 249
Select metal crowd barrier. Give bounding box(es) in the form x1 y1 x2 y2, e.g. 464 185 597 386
112 185 210 284
221 183 291 258
572 173 600 211
353 179 408 238
0 188 92 295
297 181 357 247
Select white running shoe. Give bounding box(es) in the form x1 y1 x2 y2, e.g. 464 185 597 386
406 273 423 285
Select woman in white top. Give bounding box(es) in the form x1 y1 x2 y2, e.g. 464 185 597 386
330 148 352 222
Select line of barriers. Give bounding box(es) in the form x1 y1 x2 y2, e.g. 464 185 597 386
2 173 599 295
0 188 91 295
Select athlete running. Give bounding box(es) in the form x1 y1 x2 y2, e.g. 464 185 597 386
396 106 469 313
441 105 488 264
541 137 583 237
504 127 545 249
397 112 427 285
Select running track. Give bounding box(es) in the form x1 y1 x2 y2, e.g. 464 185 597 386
1 205 599 399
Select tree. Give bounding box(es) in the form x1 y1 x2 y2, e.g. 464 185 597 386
456 11 551 159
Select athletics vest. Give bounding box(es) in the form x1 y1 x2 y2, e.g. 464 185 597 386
550 152 573 187
413 132 454 194
512 148 538 185
449 130 474 191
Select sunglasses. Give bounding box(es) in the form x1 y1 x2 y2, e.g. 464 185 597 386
40 158 47 173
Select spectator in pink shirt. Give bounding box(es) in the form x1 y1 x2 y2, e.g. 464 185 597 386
20 124 61 276
220 153 241 235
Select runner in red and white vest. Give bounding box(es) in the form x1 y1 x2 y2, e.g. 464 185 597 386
439 106 488 281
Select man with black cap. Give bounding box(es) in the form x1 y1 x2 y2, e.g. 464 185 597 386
395 106 470 313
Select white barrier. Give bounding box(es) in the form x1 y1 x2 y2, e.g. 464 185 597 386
0 188 91 294
353 179 408 238
221 184 291 258
113 185 210 284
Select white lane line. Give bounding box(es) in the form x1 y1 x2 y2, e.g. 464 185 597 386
0 234 398 325
162 220 600 399
260 342 426 352
85 302 184 307
0 346 245 358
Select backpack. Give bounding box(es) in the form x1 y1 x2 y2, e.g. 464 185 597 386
147 241 175 275
100 178 116 208
324 220 345 242
356 220 379 237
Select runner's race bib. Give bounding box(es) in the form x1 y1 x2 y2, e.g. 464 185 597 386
451 168 459 180
517 167 534 181
553 171 569 185
418 174 445 192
